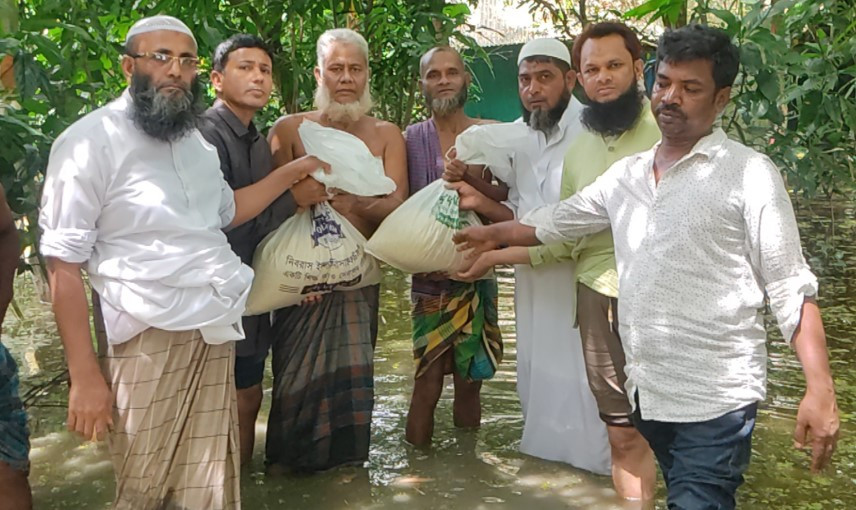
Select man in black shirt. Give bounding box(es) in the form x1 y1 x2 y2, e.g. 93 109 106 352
199 34 328 464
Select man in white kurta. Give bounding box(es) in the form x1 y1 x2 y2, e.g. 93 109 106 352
39 16 254 510
449 39 609 474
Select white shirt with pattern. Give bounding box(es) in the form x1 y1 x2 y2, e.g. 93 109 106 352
39 90 253 345
521 128 818 422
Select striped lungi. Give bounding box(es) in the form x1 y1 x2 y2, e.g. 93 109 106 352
99 328 241 510
266 285 379 472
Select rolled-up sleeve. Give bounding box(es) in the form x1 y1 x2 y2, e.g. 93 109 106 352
39 132 107 263
529 240 576 267
218 178 236 229
743 156 818 344
520 168 614 245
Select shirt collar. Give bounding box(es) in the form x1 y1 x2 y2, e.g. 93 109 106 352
647 126 728 163
690 127 728 159
213 100 258 141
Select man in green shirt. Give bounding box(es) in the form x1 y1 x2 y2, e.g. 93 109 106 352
460 22 660 501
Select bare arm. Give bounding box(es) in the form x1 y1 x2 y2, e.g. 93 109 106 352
443 152 509 203
458 246 530 281
269 116 332 209
462 171 509 204
0 185 19 328
452 220 540 258
46 257 113 441
444 181 513 223
339 125 409 225
792 297 839 472
230 156 330 228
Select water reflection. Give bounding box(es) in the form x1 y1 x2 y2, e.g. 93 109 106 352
3 198 855 509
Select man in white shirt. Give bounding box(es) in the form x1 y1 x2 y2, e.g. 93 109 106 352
454 24 839 509
38 16 298 510
446 38 610 474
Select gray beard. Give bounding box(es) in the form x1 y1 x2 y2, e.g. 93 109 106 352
522 90 571 137
529 109 560 137
129 73 203 142
426 87 468 117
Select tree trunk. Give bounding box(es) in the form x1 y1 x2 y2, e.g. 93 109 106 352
579 0 588 27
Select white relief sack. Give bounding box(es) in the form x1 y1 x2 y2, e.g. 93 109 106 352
298 119 397 196
453 122 530 184
365 179 491 279
244 202 382 315
245 120 398 314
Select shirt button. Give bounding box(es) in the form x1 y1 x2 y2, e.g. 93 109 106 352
607 146 615 152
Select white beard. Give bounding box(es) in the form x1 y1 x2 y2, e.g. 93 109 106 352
314 82 374 123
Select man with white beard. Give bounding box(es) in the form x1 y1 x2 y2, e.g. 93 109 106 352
265 28 407 473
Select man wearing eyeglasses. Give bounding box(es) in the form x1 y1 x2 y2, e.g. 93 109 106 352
39 16 255 509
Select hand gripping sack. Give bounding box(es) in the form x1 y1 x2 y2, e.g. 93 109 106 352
365 179 491 278
453 122 530 184
244 202 382 315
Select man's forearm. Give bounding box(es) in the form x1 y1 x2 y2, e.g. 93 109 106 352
792 297 836 393
357 194 405 225
231 164 303 229
488 220 540 247
463 173 507 203
47 259 101 381
473 199 514 223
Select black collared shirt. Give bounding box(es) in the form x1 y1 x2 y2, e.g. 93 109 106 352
199 101 296 358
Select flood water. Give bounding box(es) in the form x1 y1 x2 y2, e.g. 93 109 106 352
2 198 854 509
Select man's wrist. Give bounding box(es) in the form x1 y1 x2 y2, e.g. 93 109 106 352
806 377 836 396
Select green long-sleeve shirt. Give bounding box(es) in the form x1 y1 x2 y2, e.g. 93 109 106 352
529 101 661 303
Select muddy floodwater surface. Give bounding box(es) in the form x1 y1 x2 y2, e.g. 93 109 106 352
2 199 854 509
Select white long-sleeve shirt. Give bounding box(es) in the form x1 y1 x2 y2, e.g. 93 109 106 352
39 90 253 345
521 128 818 422
498 98 584 217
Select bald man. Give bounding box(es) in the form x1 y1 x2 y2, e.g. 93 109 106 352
38 16 291 509
403 46 505 447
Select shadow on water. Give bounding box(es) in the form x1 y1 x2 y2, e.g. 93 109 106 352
2 198 854 509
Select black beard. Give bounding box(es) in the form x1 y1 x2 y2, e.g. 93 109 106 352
580 84 645 137
129 73 204 142
426 86 468 117
522 90 571 137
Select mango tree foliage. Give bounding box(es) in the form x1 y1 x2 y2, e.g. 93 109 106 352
621 0 855 197
0 0 481 259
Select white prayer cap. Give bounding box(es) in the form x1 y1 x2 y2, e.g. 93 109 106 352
517 38 571 66
125 15 196 47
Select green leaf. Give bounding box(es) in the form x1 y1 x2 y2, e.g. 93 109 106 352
442 3 470 19
768 0 798 18
0 37 19 53
624 0 673 20
26 33 64 65
740 43 763 70
756 70 780 102
708 8 738 33
843 98 856 134
0 114 44 138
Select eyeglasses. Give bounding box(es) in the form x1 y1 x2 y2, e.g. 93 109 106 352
128 52 199 70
